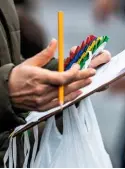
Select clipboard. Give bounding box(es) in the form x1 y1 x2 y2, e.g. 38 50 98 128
12 49 125 137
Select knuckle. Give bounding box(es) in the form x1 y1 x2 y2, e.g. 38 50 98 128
86 69 96 76
69 70 77 80
35 97 42 106
34 86 43 95
68 74 76 83
61 78 66 85
63 73 74 84
56 75 65 85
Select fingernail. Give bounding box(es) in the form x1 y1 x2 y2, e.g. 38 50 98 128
89 63 93 68
85 78 92 84
48 38 57 47
71 63 80 70
89 68 96 75
76 90 82 95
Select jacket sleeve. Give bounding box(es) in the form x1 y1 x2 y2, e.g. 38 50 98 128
43 58 58 71
0 63 26 133
0 58 58 133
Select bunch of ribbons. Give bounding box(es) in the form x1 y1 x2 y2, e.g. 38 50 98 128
64 35 109 70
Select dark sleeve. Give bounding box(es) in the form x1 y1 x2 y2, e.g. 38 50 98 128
0 64 26 133
43 58 58 71
16 7 48 59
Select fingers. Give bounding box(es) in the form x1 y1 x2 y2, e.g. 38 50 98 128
73 67 96 81
23 39 57 67
10 83 55 97
35 78 92 107
89 50 111 68
38 64 79 85
65 78 92 94
69 47 111 70
39 64 96 85
36 90 82 112
13 77 91 109
14 90 82 112
13 76 92 111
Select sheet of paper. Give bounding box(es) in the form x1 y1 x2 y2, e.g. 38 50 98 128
13 50 125 135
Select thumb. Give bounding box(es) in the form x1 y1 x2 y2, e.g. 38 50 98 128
23 39 57 67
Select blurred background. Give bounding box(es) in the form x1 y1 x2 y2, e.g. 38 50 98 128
15 0 125 167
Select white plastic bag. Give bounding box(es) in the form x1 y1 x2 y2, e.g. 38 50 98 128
30 125 38 168
4 98 112 168
50 107 78 168
4 137 13 168
4 137 17 168
34 116 62 168
50 105 95 168
49 98 112 168
78 98 112 167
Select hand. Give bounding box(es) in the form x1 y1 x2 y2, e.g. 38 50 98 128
70 47 111 69
89 50 111 68
90 50 111 91
70 47 111 92
8 39 96 112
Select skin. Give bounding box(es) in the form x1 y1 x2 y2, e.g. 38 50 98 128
8 39 111 112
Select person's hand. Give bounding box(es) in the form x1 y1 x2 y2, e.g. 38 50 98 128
89 50 111 68
70 47 111 69
94 0 118 21
70 47 111 91
8 39 96 112
90 50 111 91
